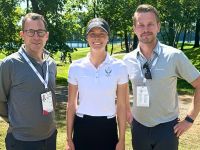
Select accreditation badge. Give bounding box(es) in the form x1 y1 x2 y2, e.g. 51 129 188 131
41 91 54 115
136 86 149 107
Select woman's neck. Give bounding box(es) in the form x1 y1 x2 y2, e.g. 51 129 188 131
89 51 107 68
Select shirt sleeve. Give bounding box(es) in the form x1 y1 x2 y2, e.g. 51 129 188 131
117 62 128 85
0 59 12 122
67 64 78 85
175 51 200 83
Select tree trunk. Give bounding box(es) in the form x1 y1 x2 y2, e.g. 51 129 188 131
30 0 41 14
168 20 175 46
93 0 96 18
26 0 29 13
193 19 200 48
181 26 187 50
124 30 129 53
120 35 123 50
110 35 114 55
175 25 183 48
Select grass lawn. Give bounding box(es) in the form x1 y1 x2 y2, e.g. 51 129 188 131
1 43 200 149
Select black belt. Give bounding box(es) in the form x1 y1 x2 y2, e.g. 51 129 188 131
76 113 115 119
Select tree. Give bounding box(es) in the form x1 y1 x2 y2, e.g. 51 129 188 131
157 0 182 46
179 0 196 50
0 0 23 55
193 0 200 48
26 0 89 54
194 19 200 48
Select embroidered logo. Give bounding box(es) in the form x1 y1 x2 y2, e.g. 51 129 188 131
105 66 112 77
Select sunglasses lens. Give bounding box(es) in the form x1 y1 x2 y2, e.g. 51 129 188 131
143 63 152 79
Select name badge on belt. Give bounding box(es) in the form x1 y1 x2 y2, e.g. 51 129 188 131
41 91 54 115
136 86 149 107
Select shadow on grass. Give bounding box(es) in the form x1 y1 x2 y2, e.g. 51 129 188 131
55 102 66 129
180 44 200 70
55 78 68 129
55 77 68 102
177 79 194 95
56 77 68 86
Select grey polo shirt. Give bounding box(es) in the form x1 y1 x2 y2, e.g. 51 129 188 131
123 41 200 127
0 46 57 141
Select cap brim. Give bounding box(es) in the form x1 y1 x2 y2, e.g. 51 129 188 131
86 25 108 34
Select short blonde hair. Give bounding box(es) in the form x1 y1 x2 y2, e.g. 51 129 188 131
132 4 160 26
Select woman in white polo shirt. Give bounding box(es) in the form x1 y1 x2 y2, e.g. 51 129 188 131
66 18 128 150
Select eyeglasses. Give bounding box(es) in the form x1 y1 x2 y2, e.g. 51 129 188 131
143 62 152 79
23 29 47 37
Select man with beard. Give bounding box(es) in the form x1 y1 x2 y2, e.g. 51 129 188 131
123 4 200 150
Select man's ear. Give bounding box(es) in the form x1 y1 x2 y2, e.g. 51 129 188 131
20 31 24 40
46 32 49 40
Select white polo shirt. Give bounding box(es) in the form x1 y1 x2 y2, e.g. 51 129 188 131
68 53 128 116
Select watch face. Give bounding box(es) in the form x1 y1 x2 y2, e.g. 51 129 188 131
185 116 194 123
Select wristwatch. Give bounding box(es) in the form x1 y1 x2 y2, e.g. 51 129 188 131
184 116 194 123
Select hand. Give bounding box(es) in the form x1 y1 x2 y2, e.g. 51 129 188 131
174 120 193 137
66 139 75 150
126 110 133 124
116 140 125 150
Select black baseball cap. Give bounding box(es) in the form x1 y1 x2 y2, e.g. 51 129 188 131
86 18 110 35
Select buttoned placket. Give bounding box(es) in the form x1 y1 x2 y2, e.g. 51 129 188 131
87 52 111 83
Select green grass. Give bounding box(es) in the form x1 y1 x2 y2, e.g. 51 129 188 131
0 120 7 149
0 53 6 59
1 42 200 149
71 47 89 60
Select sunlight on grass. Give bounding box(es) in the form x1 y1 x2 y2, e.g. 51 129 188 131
71 47 89 60
0 120 8 149
0 53 6 60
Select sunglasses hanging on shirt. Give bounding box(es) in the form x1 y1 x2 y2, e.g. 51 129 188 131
143 62 152 79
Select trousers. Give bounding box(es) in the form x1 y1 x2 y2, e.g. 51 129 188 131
131 118 179 150
5 129 57 150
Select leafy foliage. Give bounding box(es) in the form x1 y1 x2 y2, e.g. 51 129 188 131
0 0 200 55
0 0 23 55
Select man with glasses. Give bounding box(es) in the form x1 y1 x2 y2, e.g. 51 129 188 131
123 4 200 150
0 13 57 150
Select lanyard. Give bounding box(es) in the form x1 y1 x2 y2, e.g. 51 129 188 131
19 48 49 89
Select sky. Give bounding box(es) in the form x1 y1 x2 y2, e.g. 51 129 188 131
20 1 26 9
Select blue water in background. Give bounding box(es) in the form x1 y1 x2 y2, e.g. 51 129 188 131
66 42 88 48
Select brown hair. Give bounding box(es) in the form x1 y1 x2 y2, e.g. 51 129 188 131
132 4 160 26
22 13 47 30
